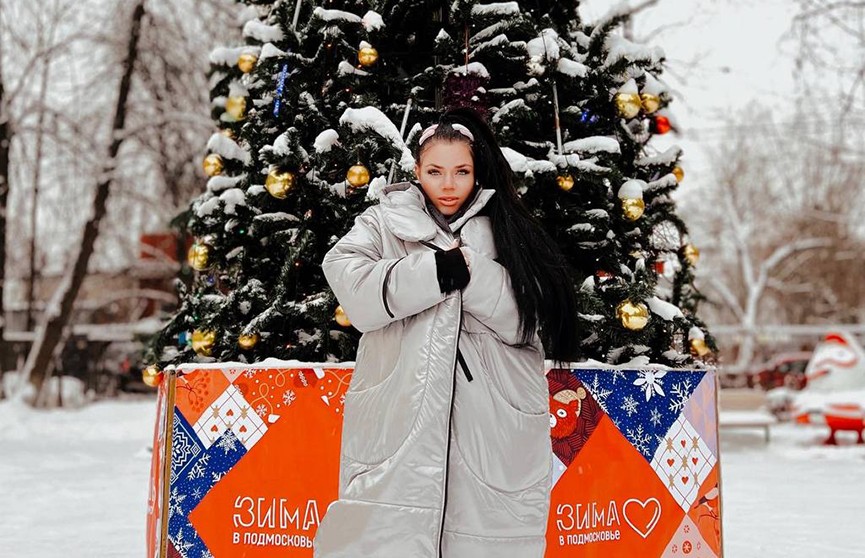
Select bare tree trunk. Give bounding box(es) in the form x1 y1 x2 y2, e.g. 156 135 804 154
0 8 9 344
19 0 146 404
26 38 55 332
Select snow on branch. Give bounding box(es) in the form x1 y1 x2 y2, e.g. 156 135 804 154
339 106 414 171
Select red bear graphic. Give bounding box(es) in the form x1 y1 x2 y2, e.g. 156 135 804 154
549 387 587 439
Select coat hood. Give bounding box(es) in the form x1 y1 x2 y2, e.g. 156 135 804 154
377 181 496 243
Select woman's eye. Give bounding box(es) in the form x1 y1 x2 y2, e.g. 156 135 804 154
457 170 469 175
427 170 440 175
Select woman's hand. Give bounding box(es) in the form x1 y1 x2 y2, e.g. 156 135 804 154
449 238 470 270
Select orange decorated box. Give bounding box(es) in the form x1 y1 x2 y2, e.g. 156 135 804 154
147 363 723 557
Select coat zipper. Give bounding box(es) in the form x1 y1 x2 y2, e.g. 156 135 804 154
419 240 473 382
438 292 462 557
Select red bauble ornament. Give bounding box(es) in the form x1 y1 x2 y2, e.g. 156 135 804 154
652 115 672 134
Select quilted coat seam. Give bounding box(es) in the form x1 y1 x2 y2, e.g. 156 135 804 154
452 420 551 494
442 528 547 541
338 302 446 467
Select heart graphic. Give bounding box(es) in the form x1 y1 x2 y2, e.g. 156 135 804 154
239 425 248 433
210 425 219 432
680 439 687 448
226 409 235 417
623 498 662 539
692 457 699 465
667 458 675 467
681 476 690 485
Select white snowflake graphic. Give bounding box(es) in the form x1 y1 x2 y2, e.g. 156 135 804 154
634 370 667 401
211 471 224 484
215 431 240 455
620 395 639 417
589 375 613 410
611 370 626 385
192 487 202 500
186 454 211 481
255 404 268 417
626 423 652 455
668 379 693 414
168 486 186 520
200 550 214 558
173 526 195 556
649 407 663 427
282 389 296 406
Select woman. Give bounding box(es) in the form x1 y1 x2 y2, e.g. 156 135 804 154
313 107 580 557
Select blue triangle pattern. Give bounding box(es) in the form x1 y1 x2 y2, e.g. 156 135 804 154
168 423 247 557
574 368 706 462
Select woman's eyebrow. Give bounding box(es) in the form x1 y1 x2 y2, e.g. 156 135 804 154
424 163 473 169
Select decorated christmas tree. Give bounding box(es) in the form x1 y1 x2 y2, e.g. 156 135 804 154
146 0 714 372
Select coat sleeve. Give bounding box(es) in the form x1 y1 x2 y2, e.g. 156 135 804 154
322 208 447 333
460 247 526 346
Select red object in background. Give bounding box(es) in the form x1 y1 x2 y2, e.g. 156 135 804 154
651 115 672 134
747 352 811 391
823 404 865 445
140 232 185 262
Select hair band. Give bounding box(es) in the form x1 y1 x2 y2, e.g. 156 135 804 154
418 122 475 146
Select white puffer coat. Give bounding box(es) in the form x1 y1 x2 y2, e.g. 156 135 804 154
313 181 552 557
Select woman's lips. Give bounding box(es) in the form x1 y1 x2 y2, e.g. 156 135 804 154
439 197 459 205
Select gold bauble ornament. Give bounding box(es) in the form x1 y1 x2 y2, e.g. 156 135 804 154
557 173 575 192
335 305 352 327
621 197 645 221
192 329 217 357
640 92 661 114
225 95 247 120
672 166 684 183
265 168 296 199
238 332 260 350
358 46 379 67
346 164 371 188
187 241 211 271
690 337 711 357
615 92 642 119
237 53 258 73
203 153 224 177
142 365 163 387
616 300 650 331
684 244 700 266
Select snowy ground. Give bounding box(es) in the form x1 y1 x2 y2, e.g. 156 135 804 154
0 399 864 557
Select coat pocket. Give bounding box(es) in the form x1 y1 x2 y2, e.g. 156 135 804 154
473 332 548 417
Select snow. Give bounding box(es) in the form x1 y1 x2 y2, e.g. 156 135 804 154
313 7 362 24
527 28 560 61
219 188 246 215
603 34 664 69
0 398 156 556
452 61 490 79
617 178 645 199
557 57 589 77
258 42 286 62
208 46 260 67
206 133 251 164
339 106 415 171
337 60 370 76
563 136 620 154
501 146 528 173
362 11 384 31
314 129 340 153
471 2 520 16
617 77 639 95
207 174 244 194
242 20 284 43
647 295 684 320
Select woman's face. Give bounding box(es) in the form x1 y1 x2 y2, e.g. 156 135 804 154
414 140 475 216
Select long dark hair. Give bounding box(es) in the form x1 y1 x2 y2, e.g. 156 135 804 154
414 107 581 362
